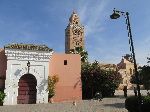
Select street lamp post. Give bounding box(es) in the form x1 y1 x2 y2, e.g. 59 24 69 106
110 8 142 110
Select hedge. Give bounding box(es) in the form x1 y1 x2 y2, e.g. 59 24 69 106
125 96 150 112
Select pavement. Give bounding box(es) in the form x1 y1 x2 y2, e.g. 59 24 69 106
0 90 148 112
115 90 148 97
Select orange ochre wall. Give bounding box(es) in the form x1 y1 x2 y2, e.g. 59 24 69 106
49 53 82 102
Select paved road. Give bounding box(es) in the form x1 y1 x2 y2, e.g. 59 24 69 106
0 90 148 112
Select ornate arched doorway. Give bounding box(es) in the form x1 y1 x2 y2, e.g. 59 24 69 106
17 74 37 104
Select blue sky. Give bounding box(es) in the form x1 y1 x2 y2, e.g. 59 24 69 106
0 0 150 66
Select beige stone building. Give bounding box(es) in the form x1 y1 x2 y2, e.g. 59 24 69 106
99 63 117 71
117 54 135 89
65 11 84 53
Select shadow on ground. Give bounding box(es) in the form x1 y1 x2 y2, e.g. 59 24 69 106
103 103 125 108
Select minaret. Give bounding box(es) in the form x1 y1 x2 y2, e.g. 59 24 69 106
65 11 84 53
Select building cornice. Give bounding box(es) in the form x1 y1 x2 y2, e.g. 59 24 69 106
4 43 53 52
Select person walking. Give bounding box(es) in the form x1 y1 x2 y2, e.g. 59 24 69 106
123 86 127 97
134 87 137 96
94 91 102 101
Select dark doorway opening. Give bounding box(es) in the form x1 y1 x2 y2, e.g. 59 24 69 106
17 74 37 104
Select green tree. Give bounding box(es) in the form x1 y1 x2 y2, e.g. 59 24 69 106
131 65 150 91
70 47 122 98
47 75 59 98
81 61 93 99
0 90 6 103
147 57 150 63
81 61 122 99
130 66 143 85
140 65 150 90
124 54 133 62
69 47 88 63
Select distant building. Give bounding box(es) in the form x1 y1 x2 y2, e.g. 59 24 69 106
117 54 136 89
99 63 117 71
65 11 85 53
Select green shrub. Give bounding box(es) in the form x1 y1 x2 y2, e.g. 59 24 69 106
141 96 150 112
0 91 6 103
125 96 150 112
125 96 139 112
46 75 59 98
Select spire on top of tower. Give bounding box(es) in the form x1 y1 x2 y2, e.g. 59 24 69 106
72 10 76 14
69 10 80 24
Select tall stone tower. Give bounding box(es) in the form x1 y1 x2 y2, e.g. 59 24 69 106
65 11 84 53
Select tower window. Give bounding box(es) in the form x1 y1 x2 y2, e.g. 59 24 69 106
76 42 80 46
129 68 132 74
64 60 67 65
133 69 135 74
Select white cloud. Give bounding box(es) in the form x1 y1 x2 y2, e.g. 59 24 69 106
134 36 150 66
143 36 150 45
75 1 150 66
77 0 110 37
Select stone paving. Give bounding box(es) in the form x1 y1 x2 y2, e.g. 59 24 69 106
0 90 148 112
0 98 127 112
115 90 148 97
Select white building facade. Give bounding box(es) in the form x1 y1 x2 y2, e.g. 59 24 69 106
3 44 53 105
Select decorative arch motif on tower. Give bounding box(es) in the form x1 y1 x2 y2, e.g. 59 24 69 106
65 11 85 53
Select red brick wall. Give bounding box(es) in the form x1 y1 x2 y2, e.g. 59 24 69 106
49 53 82 102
